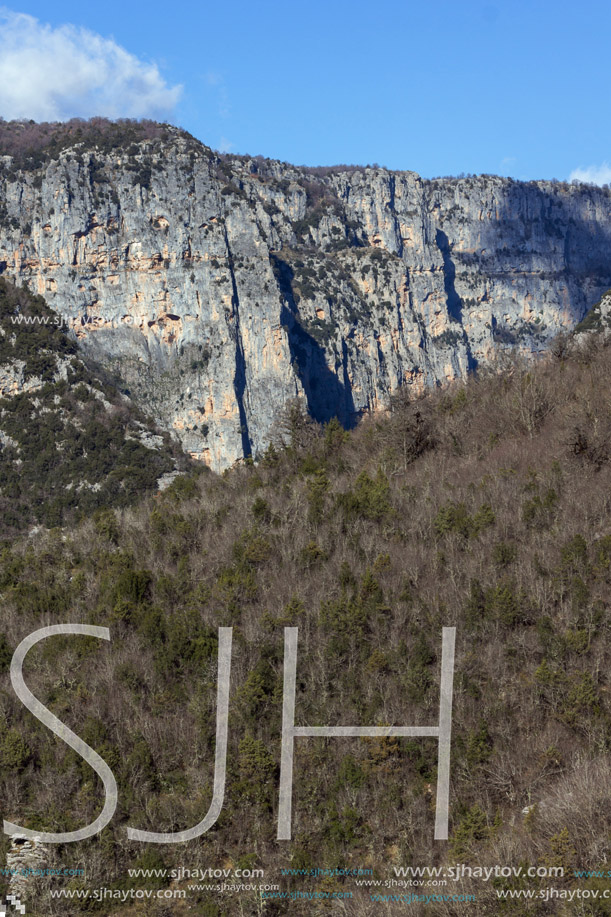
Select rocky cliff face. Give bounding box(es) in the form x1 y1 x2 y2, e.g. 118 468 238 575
0 121 610 470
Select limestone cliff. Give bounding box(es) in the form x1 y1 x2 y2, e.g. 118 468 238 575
0 120 610 470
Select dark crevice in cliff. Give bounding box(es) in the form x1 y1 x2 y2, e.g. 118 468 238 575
435 229 463 323
280 302 358 427
271 253 357 426
435 229 478 372
225 235 252 458
387 175 403 257
340 340 354 415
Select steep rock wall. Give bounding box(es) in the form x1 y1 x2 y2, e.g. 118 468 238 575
0 126 610 469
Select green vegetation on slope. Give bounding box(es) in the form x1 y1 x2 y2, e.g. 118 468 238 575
574 290 611 334
0 279 185 533
0 335 610 915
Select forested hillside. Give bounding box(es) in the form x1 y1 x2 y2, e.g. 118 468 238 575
0 327 610 915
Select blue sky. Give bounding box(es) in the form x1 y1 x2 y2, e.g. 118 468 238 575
0 0 609 182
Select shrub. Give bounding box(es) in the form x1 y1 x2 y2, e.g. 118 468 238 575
492 541 517 567
251 495 272 523
335 754 366 789
465 722 493 767
450 805 497 857
338 469 392 521
485 581 526 626
0 728 32 769
0 633 12 672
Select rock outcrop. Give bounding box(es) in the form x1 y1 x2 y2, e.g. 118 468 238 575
5 834 47 902
1 120 610 470
575 289 611 337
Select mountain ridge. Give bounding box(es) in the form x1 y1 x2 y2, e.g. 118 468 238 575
0 118 610 470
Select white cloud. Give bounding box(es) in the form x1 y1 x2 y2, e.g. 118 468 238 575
569 163 611 186
0 9 182 122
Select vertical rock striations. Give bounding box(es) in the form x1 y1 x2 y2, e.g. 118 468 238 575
0 121 610 470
